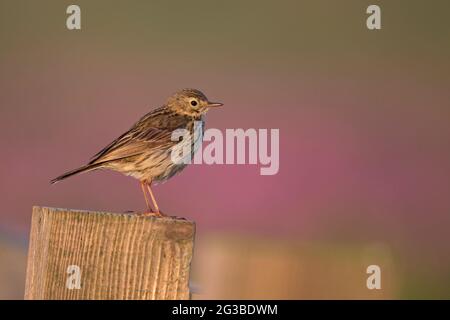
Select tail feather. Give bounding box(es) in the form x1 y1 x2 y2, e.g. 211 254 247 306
50 163 102 184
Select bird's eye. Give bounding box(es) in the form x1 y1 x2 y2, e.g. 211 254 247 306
190 99 198 107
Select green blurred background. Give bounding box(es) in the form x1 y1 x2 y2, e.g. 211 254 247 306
1 0 449 299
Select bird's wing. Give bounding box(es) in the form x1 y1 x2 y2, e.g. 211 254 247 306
88 106 194 165
88 130 131 164
89 125 178 165
88 107 167 164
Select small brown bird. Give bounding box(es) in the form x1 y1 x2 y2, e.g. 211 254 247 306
51 88 223 216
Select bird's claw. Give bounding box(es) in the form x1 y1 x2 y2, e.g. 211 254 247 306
137 210 167 218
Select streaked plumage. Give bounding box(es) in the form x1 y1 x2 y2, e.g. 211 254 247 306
51 88 223 216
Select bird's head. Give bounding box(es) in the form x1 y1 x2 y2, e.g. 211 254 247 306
166 88 223 117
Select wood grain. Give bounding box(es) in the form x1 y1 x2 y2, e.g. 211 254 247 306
25 206 195 300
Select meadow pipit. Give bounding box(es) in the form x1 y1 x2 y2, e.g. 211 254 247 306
51 89 223 216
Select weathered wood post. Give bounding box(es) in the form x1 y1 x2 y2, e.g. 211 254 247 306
25 206 195 300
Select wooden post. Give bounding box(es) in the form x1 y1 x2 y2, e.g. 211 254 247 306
25 206 195 300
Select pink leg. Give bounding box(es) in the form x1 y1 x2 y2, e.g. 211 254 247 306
140 181 153 213
146 181 166 217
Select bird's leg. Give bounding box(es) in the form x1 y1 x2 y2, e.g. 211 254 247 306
146 181 166 217
140 181 153 213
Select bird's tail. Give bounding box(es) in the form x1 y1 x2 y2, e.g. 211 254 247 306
50 163 102 184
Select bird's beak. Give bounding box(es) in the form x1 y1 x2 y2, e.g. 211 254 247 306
207 102 223 108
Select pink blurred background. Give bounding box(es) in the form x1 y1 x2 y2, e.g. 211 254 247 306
1 1 449 298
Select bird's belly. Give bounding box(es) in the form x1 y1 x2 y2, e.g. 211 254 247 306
107 151 188 182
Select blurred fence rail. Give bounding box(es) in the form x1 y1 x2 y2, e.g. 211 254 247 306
25 206 195 300
192 235 396 299
0 236 27 299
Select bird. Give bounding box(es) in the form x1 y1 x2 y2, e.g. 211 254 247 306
51 88 223 216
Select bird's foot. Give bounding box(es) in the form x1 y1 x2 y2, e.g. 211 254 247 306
137 210 167 218
168 215 187 220
136 211 187 220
